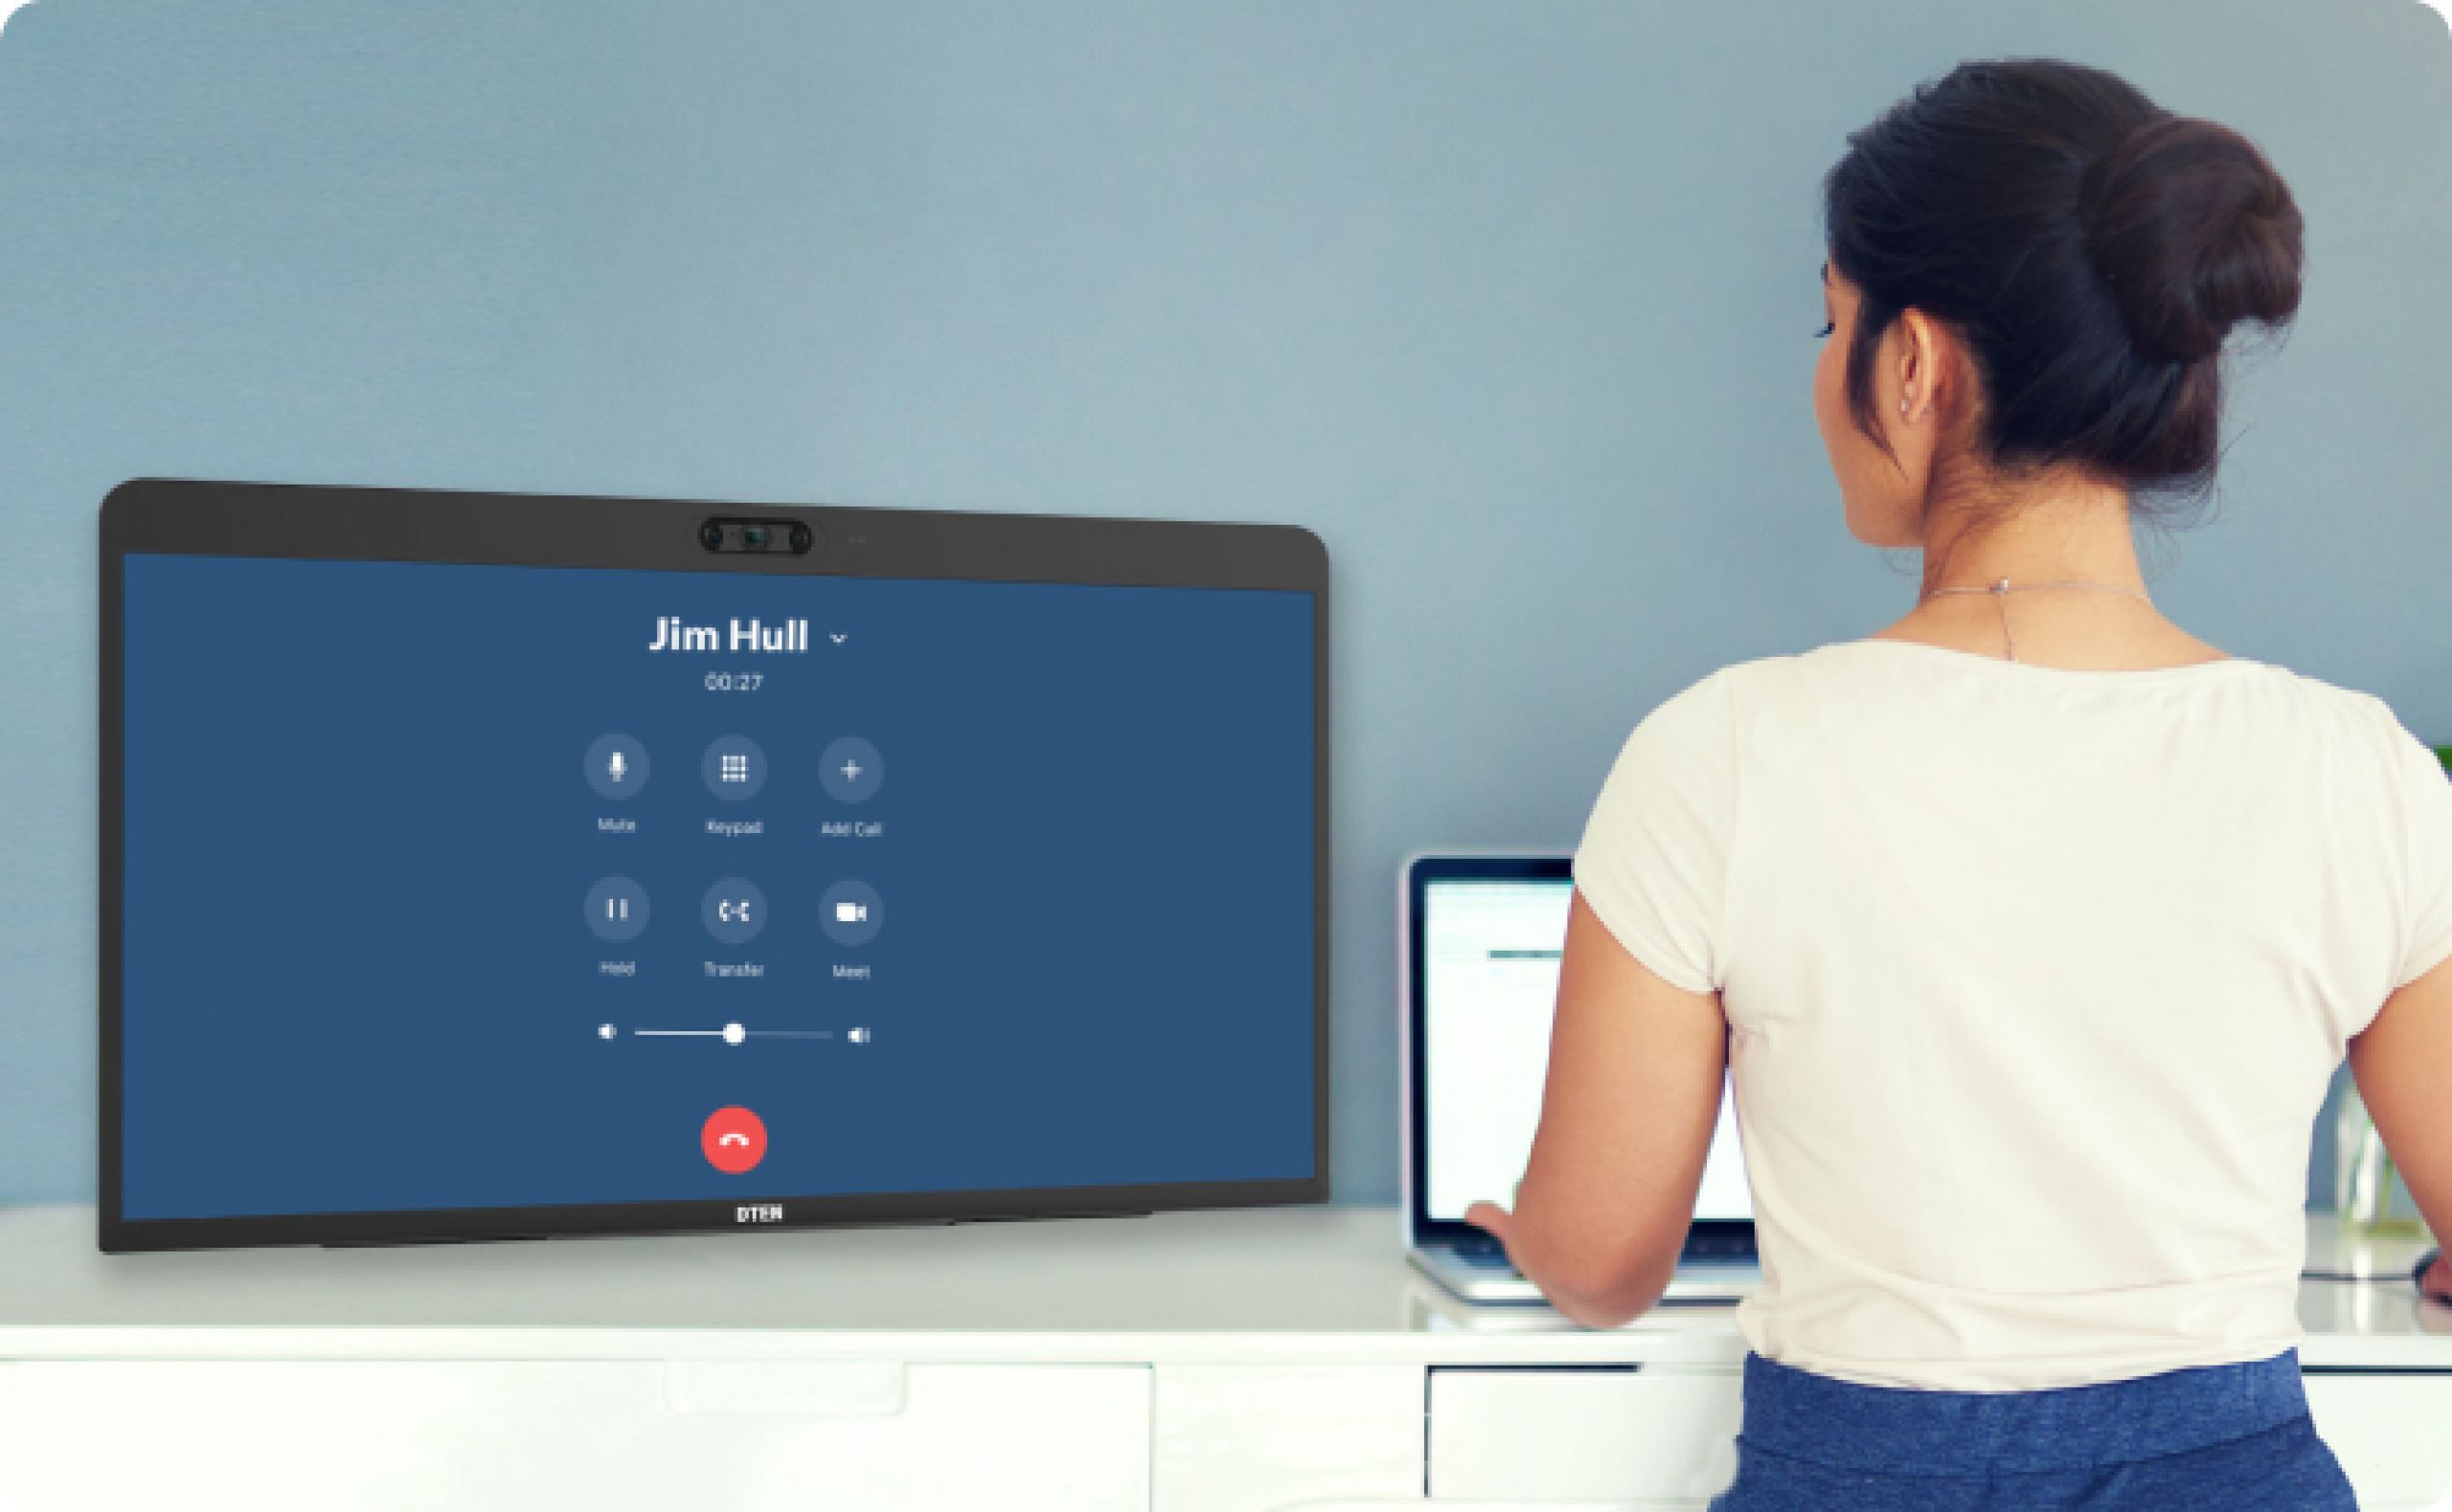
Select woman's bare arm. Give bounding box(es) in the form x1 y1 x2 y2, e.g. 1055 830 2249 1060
1464 890 1729 1327
2347 950 2452 1295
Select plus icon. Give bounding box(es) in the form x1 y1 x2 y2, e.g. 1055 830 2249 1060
819 736 882 804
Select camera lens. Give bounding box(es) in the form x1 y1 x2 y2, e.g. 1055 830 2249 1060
699 521 724 552
789 524 812 553
743 526 768 551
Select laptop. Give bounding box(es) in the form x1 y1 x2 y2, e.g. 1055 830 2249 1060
1400 851 1760 1304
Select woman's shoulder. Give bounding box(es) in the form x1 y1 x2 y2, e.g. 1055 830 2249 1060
2199 657 2426 749
1647 643 2412 735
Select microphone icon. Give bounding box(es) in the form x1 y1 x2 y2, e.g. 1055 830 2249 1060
588 734 647 800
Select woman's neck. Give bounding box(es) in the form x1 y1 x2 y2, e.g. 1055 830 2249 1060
1877 476 2229 668
1914 476 2145 599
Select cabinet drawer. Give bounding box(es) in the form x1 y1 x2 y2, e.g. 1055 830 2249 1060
1427 1365 1740 1502
1154 1364 1424 1512
2304 1370 2452 1510
0 1360 1148 1512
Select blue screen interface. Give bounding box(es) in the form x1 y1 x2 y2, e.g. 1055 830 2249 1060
120 553 1317 1222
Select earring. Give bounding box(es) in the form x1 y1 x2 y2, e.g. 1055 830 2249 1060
1899 397 1910 415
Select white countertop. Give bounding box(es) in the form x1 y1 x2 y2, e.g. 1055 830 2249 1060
1 1203 2443 1367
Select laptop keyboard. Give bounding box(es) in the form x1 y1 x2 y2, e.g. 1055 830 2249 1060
1685 1230 1754 1261
1449 1230 1752 1272
1451 1234 1516 1269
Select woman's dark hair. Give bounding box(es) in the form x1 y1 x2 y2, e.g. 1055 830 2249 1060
1824 58 2303 506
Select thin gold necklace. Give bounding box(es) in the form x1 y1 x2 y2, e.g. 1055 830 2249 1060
1918 576 2152 664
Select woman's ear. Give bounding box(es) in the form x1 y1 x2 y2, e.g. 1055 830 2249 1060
1900 309 1982 439
1896 308 1941 424
1876 310 1947 496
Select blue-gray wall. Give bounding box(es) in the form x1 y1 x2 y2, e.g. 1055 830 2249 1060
4 1 2447 1208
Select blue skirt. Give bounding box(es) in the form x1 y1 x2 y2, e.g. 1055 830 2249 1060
1711 1348 2356 1510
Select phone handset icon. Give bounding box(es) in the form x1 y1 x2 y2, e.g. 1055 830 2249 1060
701 1107 767 1174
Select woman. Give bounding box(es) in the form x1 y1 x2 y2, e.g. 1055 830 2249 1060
1463 57 2452 1509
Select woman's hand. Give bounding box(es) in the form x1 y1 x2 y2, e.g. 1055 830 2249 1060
1462 1200 1515 1257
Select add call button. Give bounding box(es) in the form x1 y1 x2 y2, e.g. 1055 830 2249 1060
701 1106 767 1175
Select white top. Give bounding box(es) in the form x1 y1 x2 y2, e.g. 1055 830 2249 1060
1572 639 2452 1391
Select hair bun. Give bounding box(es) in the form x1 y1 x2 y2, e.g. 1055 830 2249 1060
2079 116 2304 364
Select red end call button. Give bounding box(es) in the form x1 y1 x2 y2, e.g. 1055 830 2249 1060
701 1106 767 1175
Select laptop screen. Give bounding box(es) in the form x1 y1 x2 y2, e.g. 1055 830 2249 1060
1420 872 1750 1224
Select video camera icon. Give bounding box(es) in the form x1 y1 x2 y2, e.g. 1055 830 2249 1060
819 880 882 947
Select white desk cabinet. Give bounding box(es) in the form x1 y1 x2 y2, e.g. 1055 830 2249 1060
0 1206 2444 1512
0 1360 1149 1511
1426 1365 1742 1502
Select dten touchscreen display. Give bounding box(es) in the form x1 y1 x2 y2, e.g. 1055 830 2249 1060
115 553 1316 1232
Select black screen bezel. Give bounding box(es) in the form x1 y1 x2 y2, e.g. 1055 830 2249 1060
101 476 1330 1252
1405 854 1751 1252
